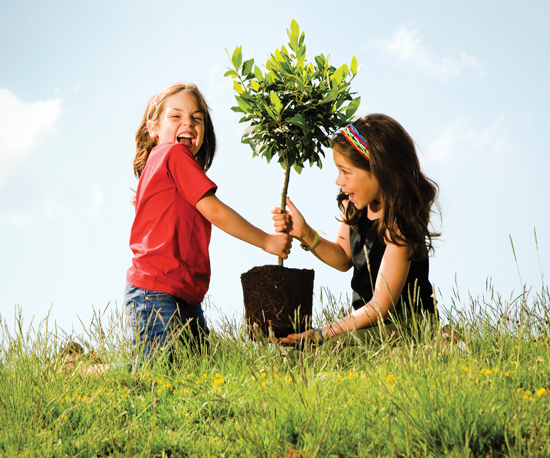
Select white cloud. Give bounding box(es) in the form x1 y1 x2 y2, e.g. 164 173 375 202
425 115 511 165
0 89 61 170
372 27 485 81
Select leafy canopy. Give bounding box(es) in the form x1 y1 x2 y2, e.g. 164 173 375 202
225 19 361 175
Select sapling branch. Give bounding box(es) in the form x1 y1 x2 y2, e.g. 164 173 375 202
278 158 291 267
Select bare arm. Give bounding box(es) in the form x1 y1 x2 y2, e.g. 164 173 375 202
325 241 412 333
281 239 412 345
272 197 353 271
197 190 291 258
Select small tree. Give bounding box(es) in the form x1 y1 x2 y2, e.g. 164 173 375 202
225 19 360 265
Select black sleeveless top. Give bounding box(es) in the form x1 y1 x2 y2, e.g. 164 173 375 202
349 215 435 315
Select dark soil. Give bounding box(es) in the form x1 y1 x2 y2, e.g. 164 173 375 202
241 265 314 338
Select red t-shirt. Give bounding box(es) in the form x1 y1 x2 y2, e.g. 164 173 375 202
126 143 217 305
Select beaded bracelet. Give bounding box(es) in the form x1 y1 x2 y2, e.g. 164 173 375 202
315 327 324 345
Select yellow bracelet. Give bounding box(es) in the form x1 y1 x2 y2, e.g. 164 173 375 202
300 231 320 251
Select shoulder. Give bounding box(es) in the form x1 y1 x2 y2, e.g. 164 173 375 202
383 224 413 259
159 143 204 172
156 142 194 160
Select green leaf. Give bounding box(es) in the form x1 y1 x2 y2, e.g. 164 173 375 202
323 89 339 103
275 49 284 62
299 31 305 47
345 97 361 118
289 34 298 53
351 56 358 75
224 69 238 78
251 80 260 92
233 80 243 95
264 145 274 163
285 136 298 157
331 65 343 86
242 59 254 76
290 19 299 37
265 105 278 120
314 55 325 69
270 92 283 113
287 115 310 132
293 163 303 174
235 96 251 113
297 45 306 61
225 47 233 64
232 46 243 70
254 65 264 82
341 63 349 79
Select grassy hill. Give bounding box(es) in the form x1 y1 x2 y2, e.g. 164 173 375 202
1 286 549 457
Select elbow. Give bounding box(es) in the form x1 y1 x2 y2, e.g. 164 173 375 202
335 262 352 273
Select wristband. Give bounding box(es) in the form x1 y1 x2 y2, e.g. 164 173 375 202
315 327 324 345
329 326 337 338
300 231 320 251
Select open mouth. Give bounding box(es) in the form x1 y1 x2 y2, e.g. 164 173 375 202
177 133 194 147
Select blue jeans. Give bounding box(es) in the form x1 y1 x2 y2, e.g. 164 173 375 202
123 283 209 363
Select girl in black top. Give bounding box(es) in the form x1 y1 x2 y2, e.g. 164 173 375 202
272 114 439 345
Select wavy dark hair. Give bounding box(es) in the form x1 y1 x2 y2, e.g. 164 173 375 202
133 83 217 178
335 114 439 261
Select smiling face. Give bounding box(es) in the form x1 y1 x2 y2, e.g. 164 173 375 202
148 90 205 156
333 146 381 212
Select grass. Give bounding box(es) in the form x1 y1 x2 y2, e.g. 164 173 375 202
1 283 550 457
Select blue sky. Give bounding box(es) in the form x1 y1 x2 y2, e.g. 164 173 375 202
1 0 549 334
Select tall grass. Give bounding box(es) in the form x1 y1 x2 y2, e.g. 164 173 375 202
1 281 549 457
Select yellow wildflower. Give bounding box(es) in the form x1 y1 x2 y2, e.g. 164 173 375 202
385 374 397 388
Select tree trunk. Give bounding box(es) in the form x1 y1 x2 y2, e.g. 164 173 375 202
278 159 291 266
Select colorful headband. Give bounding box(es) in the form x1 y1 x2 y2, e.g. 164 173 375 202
342 124 370 161
146 83 188 121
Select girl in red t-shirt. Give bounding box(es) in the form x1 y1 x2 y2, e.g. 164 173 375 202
124 83 291 362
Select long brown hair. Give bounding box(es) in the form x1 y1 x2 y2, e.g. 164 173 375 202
335 114 439 261
133 83 217 178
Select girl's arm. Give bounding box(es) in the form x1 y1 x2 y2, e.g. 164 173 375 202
281 239 412 346
272 197 353 272
196 191 291 258
324 241 412 333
